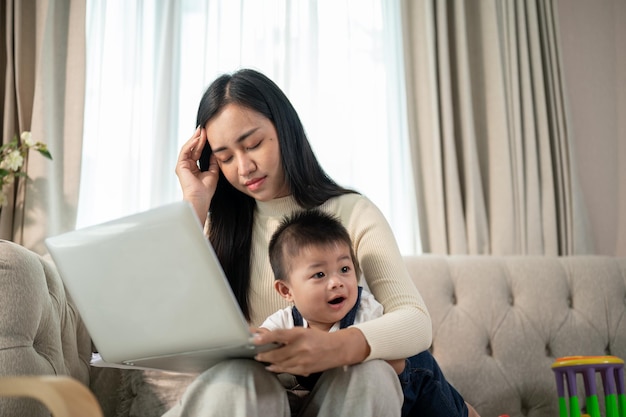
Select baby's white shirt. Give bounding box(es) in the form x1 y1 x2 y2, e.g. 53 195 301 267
260 288 384 332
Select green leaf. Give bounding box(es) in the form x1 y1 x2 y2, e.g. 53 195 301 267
37 148 53 160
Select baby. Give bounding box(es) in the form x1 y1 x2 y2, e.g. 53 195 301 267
258 209 477 417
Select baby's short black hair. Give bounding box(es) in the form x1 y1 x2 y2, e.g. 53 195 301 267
268 210 359 281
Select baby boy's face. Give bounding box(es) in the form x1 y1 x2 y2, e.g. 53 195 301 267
281 242 358 331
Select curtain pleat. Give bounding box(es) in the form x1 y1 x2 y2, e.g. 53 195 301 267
401 0 592 255
0 0 86 254
1 0 21 239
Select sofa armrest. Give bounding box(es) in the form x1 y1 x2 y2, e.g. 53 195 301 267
0 240 92 415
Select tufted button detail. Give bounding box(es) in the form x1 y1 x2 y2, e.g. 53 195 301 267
451 293 457 305
486 342 493 356
605 345 611 355
567 297 573 308
508 295 514 306
520 400 530 416
545 344 552 357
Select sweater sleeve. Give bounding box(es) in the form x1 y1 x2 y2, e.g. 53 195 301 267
341 195 432 360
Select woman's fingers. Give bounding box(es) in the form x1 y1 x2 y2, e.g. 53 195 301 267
254 328 334 375
175 126 215 224
207 153 219 175
254 327 369 375
178 126 203 165
191 125 207 161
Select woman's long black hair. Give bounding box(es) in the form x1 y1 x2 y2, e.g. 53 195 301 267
196 69 355 320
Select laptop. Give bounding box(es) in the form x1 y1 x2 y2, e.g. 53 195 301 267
45 201 277 374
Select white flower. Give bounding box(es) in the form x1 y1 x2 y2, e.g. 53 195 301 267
1 150 24 171
1 131 53 207
21 131 35 147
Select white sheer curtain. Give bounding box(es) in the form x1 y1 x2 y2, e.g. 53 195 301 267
78 0 420 254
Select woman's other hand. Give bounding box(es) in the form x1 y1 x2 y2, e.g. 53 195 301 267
253 327 370 376
250 327 270 336
175 126 219 224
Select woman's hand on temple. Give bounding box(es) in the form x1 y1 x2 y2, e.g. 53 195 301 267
252 327 370 376
175 126 219 224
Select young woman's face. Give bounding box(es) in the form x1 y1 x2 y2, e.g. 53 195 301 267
205 103 290 201
275 242 359 331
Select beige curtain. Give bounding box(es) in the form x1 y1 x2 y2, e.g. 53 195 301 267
1 0 85 254
401 0 592 255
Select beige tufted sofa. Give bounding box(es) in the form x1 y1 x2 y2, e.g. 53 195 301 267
404 255 626 417
1 238 625 417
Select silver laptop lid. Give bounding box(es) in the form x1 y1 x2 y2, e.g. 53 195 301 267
45 201 252 364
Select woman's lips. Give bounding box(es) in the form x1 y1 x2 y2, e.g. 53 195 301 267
245 177 265 191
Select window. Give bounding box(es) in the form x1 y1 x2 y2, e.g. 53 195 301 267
78 0 420 254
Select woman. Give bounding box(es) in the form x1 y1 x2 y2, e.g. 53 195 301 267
171 68 442 417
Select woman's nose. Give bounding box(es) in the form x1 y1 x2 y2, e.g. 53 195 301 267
238 155 256 176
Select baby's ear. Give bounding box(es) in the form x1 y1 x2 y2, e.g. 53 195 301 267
274 280 293 301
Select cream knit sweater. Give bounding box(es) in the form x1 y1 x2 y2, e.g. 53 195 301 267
241 193 433 361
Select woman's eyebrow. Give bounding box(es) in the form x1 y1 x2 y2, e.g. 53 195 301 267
212 127 260 153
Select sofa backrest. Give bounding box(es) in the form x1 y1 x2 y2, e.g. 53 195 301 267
404 255 626 417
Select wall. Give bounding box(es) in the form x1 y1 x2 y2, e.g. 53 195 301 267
557 0 626 256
